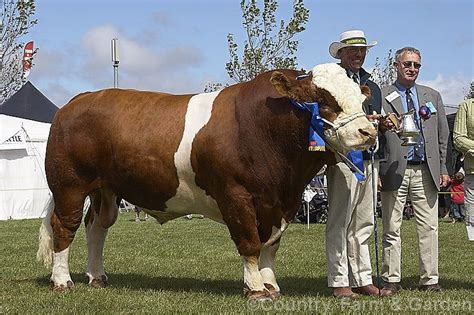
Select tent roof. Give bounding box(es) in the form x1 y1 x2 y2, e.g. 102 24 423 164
0 81 58 123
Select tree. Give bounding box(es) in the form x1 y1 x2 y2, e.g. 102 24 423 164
371 49 397 89
205 0 309 91
465 81 474 99
0 0 37 105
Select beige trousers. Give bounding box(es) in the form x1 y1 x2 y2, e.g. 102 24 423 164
326 160 377 288
381 163 439 285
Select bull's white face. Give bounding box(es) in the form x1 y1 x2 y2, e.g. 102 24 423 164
311 63 376 153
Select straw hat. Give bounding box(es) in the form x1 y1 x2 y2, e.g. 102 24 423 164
329 30 377 59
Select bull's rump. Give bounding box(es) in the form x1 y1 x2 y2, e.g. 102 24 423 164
46 88 225 217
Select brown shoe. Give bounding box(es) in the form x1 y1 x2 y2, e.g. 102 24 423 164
332 287 360 299
353 284 380 296
419 283 442 292
380 282 402 297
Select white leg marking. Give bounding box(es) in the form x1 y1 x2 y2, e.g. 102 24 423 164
85 211 108 284
242 256 265 291
260 229 281 292
166 91 224 223
51 247 72 287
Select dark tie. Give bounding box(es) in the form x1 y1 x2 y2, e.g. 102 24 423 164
352 73 359 85
405 89 425 160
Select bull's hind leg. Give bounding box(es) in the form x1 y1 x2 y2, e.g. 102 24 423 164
84 189 118 288
50 188 86 291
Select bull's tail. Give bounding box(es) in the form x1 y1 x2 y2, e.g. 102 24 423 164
262 219 289 248
36 196 55 268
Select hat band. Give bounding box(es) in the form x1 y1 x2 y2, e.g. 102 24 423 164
341 37 367 45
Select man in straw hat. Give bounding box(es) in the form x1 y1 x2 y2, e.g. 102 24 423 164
325 29 383 298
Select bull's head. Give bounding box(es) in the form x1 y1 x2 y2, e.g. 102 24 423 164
270 63 377 153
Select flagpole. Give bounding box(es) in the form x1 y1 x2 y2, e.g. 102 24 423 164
111 38 119 88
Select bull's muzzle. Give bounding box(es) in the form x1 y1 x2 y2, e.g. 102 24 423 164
358 126 377 147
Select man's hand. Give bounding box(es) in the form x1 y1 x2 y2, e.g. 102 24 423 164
440 174 450 187
380 113 399 132
366 114 381 122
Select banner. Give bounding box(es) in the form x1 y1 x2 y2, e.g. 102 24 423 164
0 129 26 150
23 41 34 77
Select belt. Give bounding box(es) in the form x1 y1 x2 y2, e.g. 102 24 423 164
407 160 425 165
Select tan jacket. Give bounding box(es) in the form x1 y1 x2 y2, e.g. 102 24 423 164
453 98 474 174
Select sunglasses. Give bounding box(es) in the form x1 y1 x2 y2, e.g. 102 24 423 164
399 61 422 69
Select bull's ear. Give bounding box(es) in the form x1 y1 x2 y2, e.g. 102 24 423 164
361 85 371 98
270 71 292 97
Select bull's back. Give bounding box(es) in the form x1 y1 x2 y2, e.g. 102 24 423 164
46 89 194 207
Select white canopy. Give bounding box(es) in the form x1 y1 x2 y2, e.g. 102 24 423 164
0 114 51 220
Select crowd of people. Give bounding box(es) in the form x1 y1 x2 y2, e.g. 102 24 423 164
321 29 472 298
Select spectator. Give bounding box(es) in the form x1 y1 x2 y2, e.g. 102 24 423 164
449 172 465 222
134 206 148 222
453 98 474 236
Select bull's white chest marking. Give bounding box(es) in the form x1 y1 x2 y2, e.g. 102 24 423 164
165 91 224 223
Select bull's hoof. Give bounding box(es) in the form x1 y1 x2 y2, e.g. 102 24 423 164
50 280 74 292
264 283 281 299
243 284 272 301
90 275 108 288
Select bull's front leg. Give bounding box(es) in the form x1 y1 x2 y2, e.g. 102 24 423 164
241 256 271 300
259 239 281 299
220 186 271 300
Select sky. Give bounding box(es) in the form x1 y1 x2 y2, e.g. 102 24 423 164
24 0 473 114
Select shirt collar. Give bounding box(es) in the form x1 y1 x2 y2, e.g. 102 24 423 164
349 70 359 79
395 81 417 95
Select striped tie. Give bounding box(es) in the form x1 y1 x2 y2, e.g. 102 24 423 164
406 89 425 160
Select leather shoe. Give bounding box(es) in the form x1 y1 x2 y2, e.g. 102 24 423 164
332 287 360 299
353 284 380 296
380 282 402 297
419 283 442 292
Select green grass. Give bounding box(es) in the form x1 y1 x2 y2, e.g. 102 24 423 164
0 213 473 313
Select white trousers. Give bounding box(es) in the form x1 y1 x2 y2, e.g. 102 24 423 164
326 160 377 287
381 163 439 285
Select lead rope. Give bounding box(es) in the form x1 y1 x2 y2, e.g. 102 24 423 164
369 122 381 293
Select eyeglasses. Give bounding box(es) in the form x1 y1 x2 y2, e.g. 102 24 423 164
399 61 422 69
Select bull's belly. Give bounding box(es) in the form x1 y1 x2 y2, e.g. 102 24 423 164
163 185 224 223
162 91 224 224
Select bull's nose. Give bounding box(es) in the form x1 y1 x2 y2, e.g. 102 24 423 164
358 128 377 139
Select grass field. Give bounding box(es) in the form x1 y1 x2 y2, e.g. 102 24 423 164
0 212 473 313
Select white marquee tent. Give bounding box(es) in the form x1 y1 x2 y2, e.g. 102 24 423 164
0 114 51 220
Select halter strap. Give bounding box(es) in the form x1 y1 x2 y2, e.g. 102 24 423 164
289 98 365 180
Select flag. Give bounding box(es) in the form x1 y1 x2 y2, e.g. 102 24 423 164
23 41 34 77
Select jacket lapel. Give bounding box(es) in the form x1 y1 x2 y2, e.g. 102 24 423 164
415 84 428 108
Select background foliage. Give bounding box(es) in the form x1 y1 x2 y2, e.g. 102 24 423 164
0 0 37 105
205 0 308 92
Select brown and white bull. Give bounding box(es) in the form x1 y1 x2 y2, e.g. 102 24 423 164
37 63 376 299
